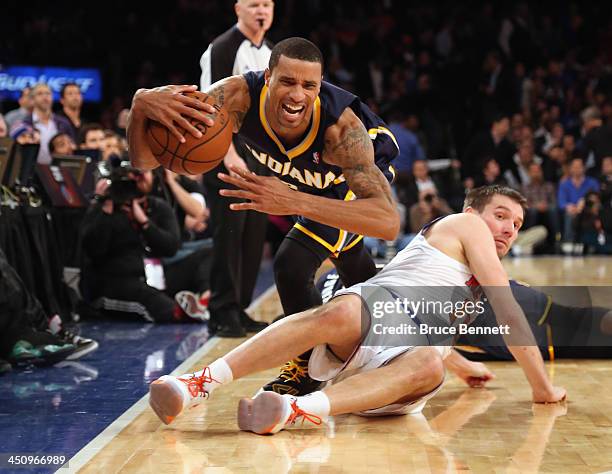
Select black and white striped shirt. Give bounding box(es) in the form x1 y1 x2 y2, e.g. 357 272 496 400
200 25 273 90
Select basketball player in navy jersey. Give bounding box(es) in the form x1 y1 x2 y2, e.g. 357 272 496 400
128 38 400 395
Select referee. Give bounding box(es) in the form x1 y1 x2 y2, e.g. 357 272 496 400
199 0 274 337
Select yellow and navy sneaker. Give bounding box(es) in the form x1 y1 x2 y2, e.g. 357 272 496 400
261 353 322 396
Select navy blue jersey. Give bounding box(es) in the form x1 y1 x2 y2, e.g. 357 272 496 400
240 71 398 197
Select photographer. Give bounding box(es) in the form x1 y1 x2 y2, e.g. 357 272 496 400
79 163 207 323
152 169 212 304
409 190 453 233
575 191 612 254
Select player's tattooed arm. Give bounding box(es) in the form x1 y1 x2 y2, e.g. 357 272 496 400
318 107 399 239
205 75 251 133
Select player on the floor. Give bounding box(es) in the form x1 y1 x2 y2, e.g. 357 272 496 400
147 185 567 433
315 262 612 362
127 37 399 394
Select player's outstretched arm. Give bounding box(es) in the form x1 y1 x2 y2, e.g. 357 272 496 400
456 214 566 403
218 108 400 240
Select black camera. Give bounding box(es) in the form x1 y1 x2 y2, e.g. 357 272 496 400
97 156 144 204
424 193 435 204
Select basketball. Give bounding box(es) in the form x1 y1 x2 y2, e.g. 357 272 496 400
146 91 233 175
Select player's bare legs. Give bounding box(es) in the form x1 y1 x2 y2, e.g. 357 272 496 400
322 347 444 415
149 295 362 424
224 295 362 378
237 346 444 434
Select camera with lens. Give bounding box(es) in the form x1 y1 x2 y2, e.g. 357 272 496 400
423 193 435 204
97 155 144 204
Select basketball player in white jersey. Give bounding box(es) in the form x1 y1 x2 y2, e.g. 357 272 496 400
148 185 566 433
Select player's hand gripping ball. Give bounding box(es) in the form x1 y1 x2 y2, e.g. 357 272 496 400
146 91 233 175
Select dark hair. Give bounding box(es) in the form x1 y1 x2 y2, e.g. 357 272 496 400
488 112 508 128
569 156 584 165
482 157 498 167
60 82 80 98
463 185 527 213
78 122 104 145
269 37 324 73
48 132 71 154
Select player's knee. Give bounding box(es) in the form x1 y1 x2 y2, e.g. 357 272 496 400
273 249 310 289
408 348 444 392
314 296 362 340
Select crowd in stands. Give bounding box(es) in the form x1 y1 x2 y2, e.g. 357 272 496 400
1 1 612 371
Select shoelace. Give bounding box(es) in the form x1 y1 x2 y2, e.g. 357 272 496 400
279 358 308 382
287 399 322 427
61 328 78 342
179 367 219 398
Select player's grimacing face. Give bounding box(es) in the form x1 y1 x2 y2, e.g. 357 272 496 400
472 195 524 258
265 56 322 130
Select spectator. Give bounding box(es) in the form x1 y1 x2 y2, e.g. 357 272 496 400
541 122 564 155
78 123 105 151
80 169 207 323
504 140 543 189
0 247 97 370
475 157 509 187
395 159 443 212
102 130 124 161
521 162 559 251
558 157 600 243
599 156 612 208
9 123 40 146
0 114 6 138
543 144 568 183
478 50 514 117
581 112 612 173
152 169 212 303
22 83 73 164
387 111 425 173
408 190 453 234
562 134 576 160
574 191 612 254
463 113 516 178
49 132 77 155
57 82 84 139
3 87 33 130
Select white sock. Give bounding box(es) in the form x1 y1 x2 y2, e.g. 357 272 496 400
294 391 331 421
190 358 233 395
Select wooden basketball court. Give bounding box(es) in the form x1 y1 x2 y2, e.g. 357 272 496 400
73 257 612 473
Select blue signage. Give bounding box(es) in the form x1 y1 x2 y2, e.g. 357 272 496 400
0 65 102 102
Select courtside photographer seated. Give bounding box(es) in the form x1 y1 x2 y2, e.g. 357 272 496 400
151 168 212 311
79 159 208 323
574 191 612 254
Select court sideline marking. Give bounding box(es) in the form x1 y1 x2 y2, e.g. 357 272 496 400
65 285 276 473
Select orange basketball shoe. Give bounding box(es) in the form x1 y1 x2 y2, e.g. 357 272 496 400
237 391 323 435
149 367 217 424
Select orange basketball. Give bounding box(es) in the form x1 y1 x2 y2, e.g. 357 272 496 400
146 91 233 175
